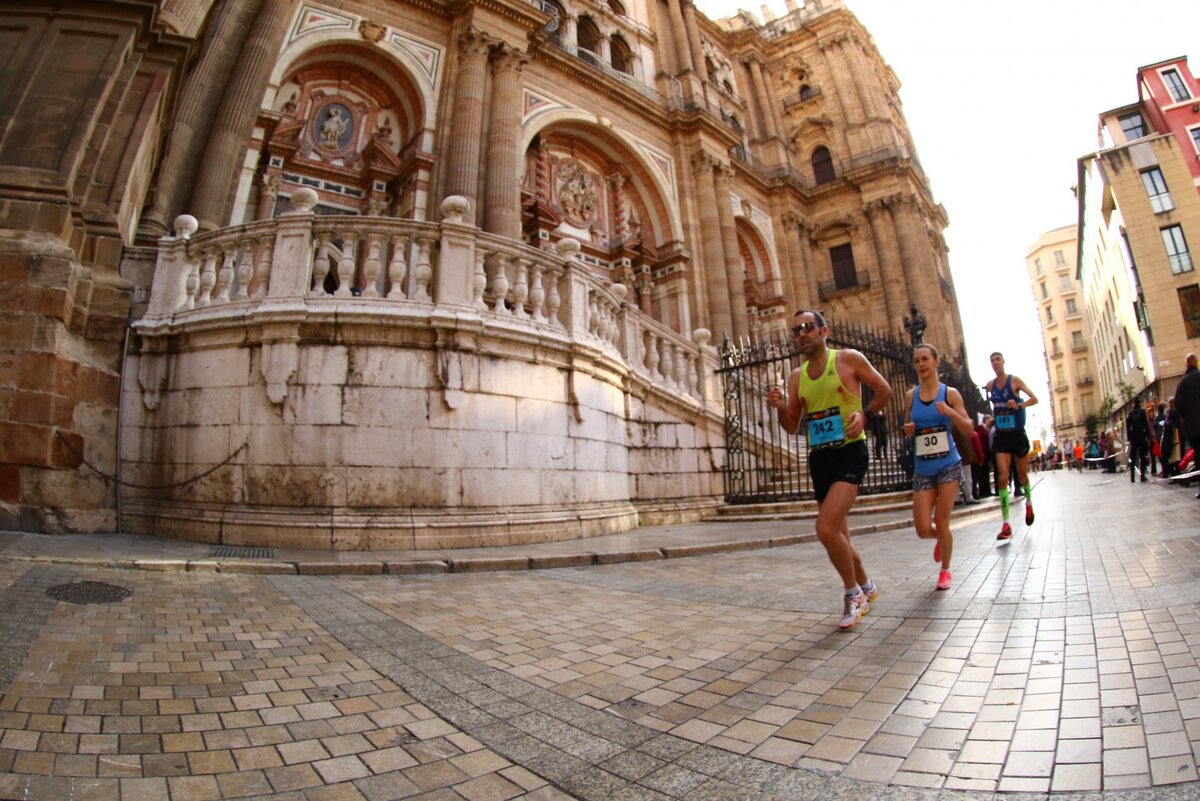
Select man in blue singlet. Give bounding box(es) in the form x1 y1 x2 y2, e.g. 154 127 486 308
985 351 1038 543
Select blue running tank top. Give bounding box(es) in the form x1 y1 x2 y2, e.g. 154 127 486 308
910 383 961 476
989 375 1025 432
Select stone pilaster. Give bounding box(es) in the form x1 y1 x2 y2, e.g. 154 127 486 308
864 198 903 331
483 44 527 240
139 0 261 238
444 27 493 224
190 0 298 230
819 34 864 126
713 164 749 340
681 1 706 77
746 58 778 140
891 194 942 344
691 152 732 339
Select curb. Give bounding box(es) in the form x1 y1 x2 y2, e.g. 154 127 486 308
4 503 998 577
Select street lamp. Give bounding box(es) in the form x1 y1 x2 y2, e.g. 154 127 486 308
903 304 927 346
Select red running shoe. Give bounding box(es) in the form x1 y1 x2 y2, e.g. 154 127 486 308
996 522 1013 544
936 570 952 591
1025 503 1035 526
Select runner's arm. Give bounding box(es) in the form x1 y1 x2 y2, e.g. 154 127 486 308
845 349 892 439
945 387 974 436
1012 376 1038 409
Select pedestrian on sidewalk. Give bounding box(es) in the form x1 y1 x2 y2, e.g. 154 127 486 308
972 416 993 497
768 309 893 630
903 343 974 590
1126 398 1151 483
1175 353 1200 497
984 352 1038 544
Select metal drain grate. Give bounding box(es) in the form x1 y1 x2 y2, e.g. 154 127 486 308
47 581 132 605
207 546 275 559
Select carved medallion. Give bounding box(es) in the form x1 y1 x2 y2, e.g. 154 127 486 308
555 159 598 227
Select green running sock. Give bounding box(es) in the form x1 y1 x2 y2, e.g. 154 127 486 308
999 488 1010 520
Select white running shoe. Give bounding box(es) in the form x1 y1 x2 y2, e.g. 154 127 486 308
839 591 867 631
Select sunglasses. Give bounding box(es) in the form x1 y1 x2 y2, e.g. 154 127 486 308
791 322 819 336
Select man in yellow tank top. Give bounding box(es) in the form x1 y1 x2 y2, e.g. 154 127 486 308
767 310 894 631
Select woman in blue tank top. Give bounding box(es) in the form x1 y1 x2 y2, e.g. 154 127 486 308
902 344 976 591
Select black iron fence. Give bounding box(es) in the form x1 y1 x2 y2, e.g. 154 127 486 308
717 320 984 504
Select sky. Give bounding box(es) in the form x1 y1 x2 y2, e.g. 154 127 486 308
697 0 1200 443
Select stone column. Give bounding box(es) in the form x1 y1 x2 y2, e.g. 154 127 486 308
535 139 551 205
819 34 864 125
483 44 527 240
139 0 262 237
444 27 492 224
610 173 628 240
190 0 298 230
784 213 818 312
713 163 749 340
255 174 281 221
692 152 732 338
682 1 706 79
746 58 778 140
865 199 903 330
666 0 694 74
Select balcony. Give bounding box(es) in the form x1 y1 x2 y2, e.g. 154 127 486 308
1077 375 1094 387
817 270 871 301
1072 343 1089 353
1049 349 1063 359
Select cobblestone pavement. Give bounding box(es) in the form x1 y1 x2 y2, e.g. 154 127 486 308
2 472 1200 799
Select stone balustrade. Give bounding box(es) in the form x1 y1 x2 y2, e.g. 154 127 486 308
139 190 712 406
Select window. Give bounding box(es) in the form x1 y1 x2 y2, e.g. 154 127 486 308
1051 336 1060 354
1162 68 1191 102
1072 330 1085 349
1060 398 1070 422
1163 225 1195 274
610 36 632 74
1046 306 1054 324
1035 257 1044 275
1054 250 1066 267
576 17 600 53
1141 167 1174 213
1055 365 1066 386
1066 298 1079 316
1076 357 1089 377
1119 112 1147 141
1082 393 1094 415
812 146 836 184
1180 285 1200 338
1059 275 1073 293
1191 126 1200 155
1040 281 1048 299
830 244 858 290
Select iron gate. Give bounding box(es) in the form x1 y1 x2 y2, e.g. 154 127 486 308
717 321 920 503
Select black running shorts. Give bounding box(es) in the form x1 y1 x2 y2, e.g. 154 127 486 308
992 430 1031 458
809 440 870 502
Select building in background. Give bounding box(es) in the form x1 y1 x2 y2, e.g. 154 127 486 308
0 0 965 545
1026 225 1095 446
1077 55 1200 424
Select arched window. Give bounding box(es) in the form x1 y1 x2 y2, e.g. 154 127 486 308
812 146 835 185
611 36 633 74
608 0 627 15
799 84 813 100
576 17 601 54
704 56 717 80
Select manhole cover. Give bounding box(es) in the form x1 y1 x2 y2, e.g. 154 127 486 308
207 546 275 559
46 581 132 605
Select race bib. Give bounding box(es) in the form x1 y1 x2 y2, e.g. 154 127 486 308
807 407 846 450
995 412 1017 431
915 426 950 459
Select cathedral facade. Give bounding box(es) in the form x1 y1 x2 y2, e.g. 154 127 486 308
0 0 965 547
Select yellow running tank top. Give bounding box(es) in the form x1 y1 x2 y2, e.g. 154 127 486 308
798 348 865 450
